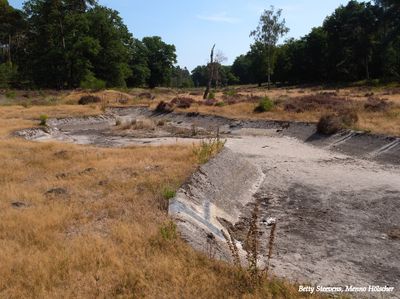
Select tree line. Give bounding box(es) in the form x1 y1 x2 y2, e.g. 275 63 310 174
194 0 400 87
0 0 179 89
1 0 399 90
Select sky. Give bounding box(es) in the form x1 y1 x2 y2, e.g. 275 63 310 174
9 0 350 71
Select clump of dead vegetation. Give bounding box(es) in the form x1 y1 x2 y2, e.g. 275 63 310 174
364 97 391 112
155 101 174 113
222 93 248 105
117 118 156 131
138 92 155 100
222 202 278 290
284 94 352 113
171 97 195 109
204 98 218 106
317 108 359 135
317 114 343 135
78 95 101 105
221 91 263 106
387 227 400 240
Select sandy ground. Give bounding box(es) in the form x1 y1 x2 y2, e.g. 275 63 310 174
227 133 400 287
15 107 400 297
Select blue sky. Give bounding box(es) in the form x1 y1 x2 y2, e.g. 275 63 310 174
9 0 350 71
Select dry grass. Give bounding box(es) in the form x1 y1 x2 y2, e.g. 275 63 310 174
180 92 400 136
0 105 327 298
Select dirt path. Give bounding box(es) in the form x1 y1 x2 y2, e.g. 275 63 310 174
15 107 400 297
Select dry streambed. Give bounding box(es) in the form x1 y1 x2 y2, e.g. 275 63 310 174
15 107 400 295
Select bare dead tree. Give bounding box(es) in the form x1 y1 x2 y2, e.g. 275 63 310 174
203 44 215 99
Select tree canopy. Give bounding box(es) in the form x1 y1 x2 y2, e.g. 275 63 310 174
1 0 400 89
0 0 178 89
232 0 400 85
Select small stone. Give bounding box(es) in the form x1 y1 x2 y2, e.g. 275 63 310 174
11 201 28 208
80 168 96 175
99 180 109 186
45 188 68 196
56 173 68 179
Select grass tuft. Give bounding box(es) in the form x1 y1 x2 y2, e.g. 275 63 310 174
193 137 226 164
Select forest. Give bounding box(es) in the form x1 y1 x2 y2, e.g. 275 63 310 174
0 0 399 89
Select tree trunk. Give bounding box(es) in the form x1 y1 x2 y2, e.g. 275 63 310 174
267 45 271 90
59 18 66 49
8 35 12 65
366 55 370 80
203 44 215 100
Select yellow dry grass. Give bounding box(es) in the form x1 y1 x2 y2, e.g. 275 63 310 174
167 86 400 137
182 102 400 136
0 105 326 298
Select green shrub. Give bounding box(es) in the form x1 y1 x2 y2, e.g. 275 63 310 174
223 89 237 97
208 91 216 100
5 90 16 99
80 73 106 91
215 102 226 107
0 63 17 89
254 97 274 113
161 186 176 200
39 114 48 126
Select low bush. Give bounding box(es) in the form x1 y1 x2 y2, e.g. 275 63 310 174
171 97 195 109
317 108 359 135
284 94 352 113
155 101 174 113
364 97 391 112
0 63 17 88
254 97 274 113
78 95 101 105
208 91 216 100
204 99 217 106
39 114 48 126
5 90 16 99
222 93 248 105
317 114 342 135
339 108 359 127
